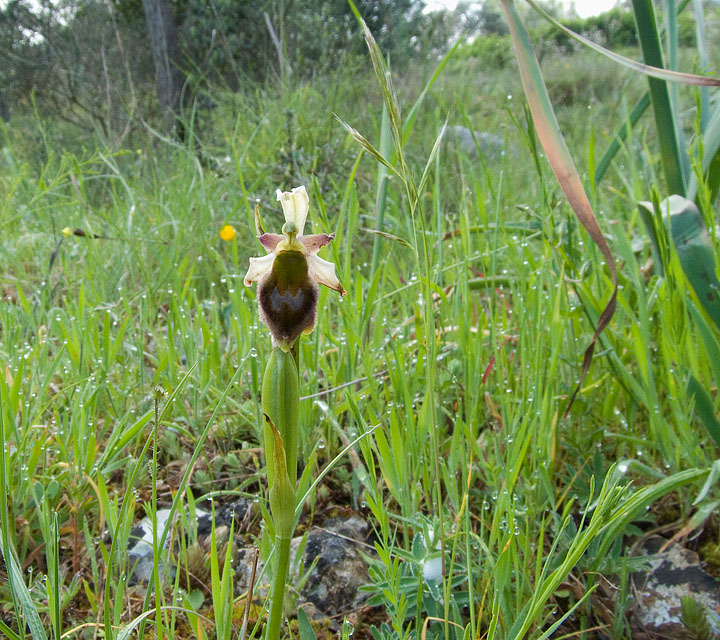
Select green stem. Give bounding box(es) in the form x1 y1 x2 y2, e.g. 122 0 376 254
266 535 292 640
262 345 300 640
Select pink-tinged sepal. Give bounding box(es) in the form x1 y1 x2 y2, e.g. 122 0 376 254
259 233 284 253
300 233 335 254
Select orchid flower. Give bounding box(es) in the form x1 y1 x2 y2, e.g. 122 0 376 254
244 186 345 350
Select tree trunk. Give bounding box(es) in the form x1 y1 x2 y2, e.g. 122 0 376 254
0 88 10 122
141 0 185 135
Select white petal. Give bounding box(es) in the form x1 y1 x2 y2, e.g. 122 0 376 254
308 254 345 295
244 253 275 286
276 186 309 235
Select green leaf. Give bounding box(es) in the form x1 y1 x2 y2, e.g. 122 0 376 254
595 467 709 562
664 195 720 330
297 607 318 640
631 0 688 194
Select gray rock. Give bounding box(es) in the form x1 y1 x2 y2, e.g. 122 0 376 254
125 499 253 585
632 536 720 636
234 515 372 617
446 125 504 158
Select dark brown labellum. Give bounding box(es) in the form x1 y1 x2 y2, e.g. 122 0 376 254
257 250 318 348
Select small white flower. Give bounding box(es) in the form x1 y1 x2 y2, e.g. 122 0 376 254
244 186 345 351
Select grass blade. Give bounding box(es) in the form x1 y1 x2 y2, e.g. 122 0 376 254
525 0 720 87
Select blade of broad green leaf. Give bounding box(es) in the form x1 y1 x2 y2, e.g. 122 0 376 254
0 535 47 640
692 0 710 132
501 0 618 416
663 0 691 184
664 0 679 72
664 195 720 330
595 93 650 187
631 0 688 195
371 102 391 276
687 375 720 448
525 0 720 87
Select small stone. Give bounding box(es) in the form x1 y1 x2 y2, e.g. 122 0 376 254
632 536 720 636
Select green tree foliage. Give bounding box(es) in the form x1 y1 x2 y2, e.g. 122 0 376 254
0 0 429 134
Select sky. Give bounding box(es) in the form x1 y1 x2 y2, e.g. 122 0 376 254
425 0 620 19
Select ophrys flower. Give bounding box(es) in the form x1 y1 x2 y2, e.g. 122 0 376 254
244 186 345 351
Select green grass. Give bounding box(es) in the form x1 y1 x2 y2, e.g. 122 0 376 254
0 31 719 640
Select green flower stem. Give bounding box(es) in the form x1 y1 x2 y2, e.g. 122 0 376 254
266 534 292 640
262 346 300 640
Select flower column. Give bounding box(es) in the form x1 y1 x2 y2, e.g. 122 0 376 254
244 186 345 640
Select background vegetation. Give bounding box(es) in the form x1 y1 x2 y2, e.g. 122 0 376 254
1 0 720 638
